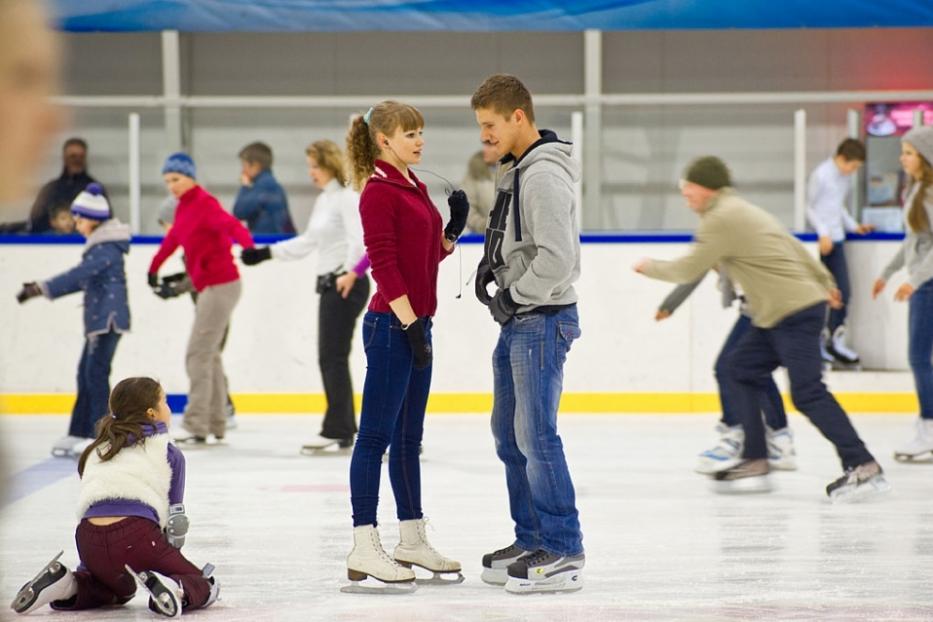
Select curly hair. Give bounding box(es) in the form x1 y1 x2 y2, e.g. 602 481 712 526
346 101 424 191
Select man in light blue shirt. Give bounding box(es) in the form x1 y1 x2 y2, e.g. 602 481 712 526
806 138 873 366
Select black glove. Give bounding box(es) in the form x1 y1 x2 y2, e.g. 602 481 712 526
155 273 191 299
403 318 433 370
16 282 42 304
444 189 469 242
475 259 495 306
147 272 159 289
489 288 519 325
241 246 272 266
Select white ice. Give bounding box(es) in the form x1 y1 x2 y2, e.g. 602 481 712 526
1 413 931 622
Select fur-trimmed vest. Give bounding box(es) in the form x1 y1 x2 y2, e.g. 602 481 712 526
77 433 172 527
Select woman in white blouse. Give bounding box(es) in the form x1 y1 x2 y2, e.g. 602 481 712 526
242 140 370 453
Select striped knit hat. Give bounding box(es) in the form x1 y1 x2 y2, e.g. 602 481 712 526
70 183 111 221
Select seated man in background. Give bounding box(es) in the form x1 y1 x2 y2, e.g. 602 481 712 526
233 141 295 234
28 137 105 233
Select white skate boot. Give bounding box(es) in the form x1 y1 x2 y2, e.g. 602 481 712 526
394 519 464 585
10 551 77 614
711 458 773 494
504 549 584 594
894 418 933 462
300 434 353 456
342 525 416 594
766 427 798 471
481 543 531 586
695 424 744 474
124 566 183 618
826 461 892 503
201 564 220 609
826 326 860 368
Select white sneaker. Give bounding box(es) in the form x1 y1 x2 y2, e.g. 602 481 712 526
695 424 744 474
10 552 77 614
766 427 798 471
394 519 463 585
342 525 416 594
894 418 933 462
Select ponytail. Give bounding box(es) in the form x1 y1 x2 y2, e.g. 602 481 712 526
78 377 164 476
346 115 378 192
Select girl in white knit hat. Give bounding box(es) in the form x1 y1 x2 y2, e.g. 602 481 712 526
15 183 131 458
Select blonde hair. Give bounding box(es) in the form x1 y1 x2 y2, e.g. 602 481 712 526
345 101 424 191
305 139 347 187
906 151 933 233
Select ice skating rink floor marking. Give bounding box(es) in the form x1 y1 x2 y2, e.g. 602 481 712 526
2 413 931 622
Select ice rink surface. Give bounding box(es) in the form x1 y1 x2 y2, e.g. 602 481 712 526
1 413 931 622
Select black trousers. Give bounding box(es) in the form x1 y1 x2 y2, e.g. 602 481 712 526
318 275 370 439
726 302 874 470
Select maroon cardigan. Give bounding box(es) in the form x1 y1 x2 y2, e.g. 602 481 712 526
359 160 452 318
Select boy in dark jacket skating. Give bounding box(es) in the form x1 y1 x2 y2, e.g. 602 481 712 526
16 183 131 458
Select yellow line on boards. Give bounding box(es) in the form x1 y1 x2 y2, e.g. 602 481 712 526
0 392 918 415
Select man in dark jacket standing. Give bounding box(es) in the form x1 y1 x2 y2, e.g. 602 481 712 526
233 142 295 234
28 137 105 233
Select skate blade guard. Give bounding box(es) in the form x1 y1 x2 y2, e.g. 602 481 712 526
480 567 508 586
340 573 418 595
827 475 893 504
125 565 182 618
504 570 583 594
711 474 773 494
11 551 67 614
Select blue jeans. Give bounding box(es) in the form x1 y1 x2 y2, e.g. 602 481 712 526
349 312 432 527
491 306 583 557
820 242 850 333
70 330 121 438
908 280 933 419
726 303 874 469
715 314 787 430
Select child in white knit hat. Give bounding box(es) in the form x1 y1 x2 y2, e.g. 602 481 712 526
16 183 132 458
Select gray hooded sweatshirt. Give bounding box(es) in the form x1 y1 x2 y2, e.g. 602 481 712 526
483 130 581 311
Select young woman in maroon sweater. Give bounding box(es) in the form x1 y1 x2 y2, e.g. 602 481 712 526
341 101 469 593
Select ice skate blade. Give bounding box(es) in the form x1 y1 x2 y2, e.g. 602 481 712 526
828 478 893 504
504 571 583 594
11 551 66 614
711 475 774 494
894 451 933 464
340 575 417 595
480 568 507 586
300 446 352 457
124 565 181 618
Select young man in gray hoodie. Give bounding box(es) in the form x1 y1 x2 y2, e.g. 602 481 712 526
471 74 584 594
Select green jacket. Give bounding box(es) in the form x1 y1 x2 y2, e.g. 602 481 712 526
642 188 835 328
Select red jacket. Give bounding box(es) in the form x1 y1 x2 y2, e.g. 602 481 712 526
149 185 254 292
360 160 451 318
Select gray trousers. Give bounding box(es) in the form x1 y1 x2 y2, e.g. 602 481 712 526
183 279 241 437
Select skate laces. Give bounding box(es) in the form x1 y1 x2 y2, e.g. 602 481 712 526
370 528 401 567
523 549 555 567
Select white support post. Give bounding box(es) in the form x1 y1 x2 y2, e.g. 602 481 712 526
161 30 182 152
571 111 584 230
582 29 602 230
914 108 926 128
128 113 141 234
793 109 807 231
847 108 861 221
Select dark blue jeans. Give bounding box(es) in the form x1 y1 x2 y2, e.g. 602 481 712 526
349 312 432 527
491 306 583 557
820 242 850 333
70 330 121 438
908 279 933 419
726 303 874 469
715 314 787 429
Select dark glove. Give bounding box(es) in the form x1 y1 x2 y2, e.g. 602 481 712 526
444 189 469 242
241 246 272 266
155 273 191 299
489 288 519 325
475 259 495 306
403 318 433 370
16 282 42 304
147 272 159 289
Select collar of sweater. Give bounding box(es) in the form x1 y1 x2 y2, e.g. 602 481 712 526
370 159 424 191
